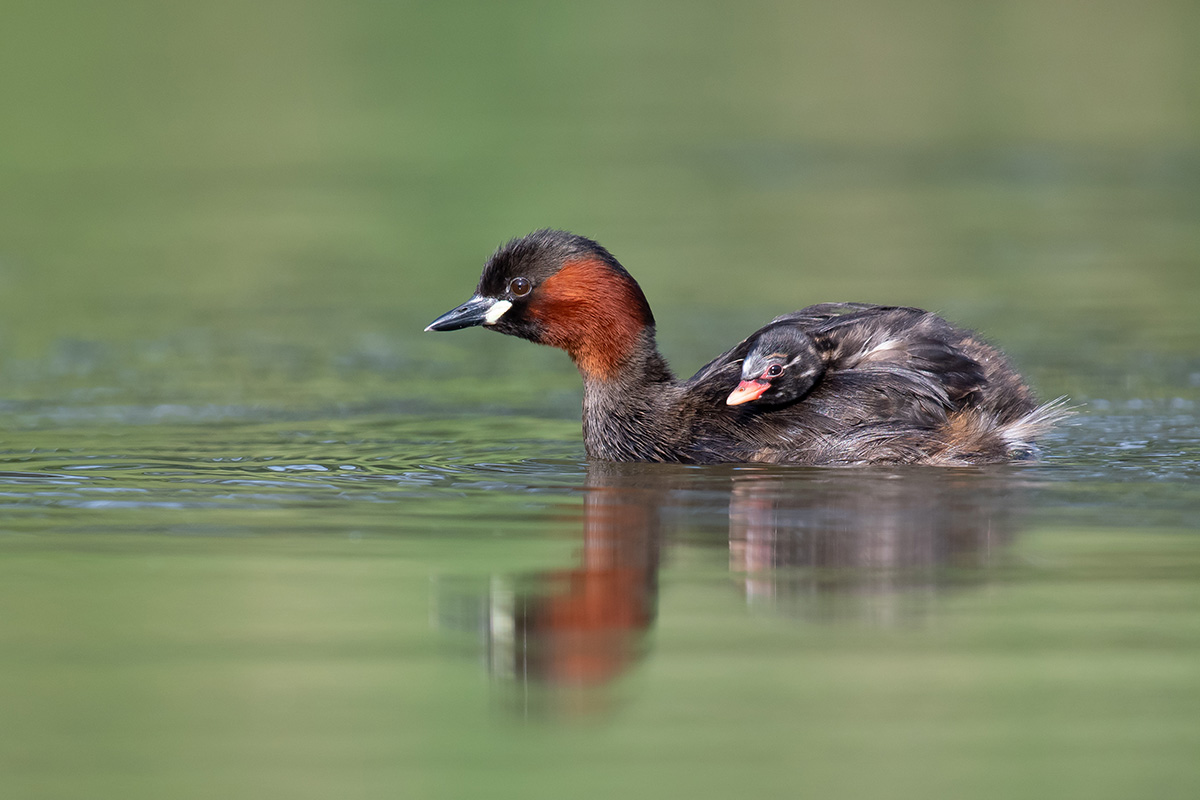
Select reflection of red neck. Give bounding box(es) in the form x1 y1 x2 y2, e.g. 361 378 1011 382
533 568 652 686
524 486 658 687
528 258 653 381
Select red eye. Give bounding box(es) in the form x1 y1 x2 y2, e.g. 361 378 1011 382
509 277 532 297
765 364 783 378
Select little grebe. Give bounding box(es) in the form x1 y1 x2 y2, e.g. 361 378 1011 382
727 305 993 408
426 230 1066 465
725 321 826 407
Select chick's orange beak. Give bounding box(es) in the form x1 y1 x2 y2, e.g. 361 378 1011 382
726 379 770 406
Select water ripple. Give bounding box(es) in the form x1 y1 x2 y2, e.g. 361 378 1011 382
0 409 1195 531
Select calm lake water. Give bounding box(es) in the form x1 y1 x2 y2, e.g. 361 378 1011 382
2 2 1200 799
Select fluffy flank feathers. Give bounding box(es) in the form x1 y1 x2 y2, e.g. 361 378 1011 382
932 397 1075 465
999 397 1076 451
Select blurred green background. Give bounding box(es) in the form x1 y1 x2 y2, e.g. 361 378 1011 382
2 0 1198 413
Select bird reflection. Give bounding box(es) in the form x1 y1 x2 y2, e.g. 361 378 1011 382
434 463 664 716
437 463 1030 713
727 469 1025 624
489 464 661 692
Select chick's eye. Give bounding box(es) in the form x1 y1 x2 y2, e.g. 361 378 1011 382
508 277 532 297
765 364 784 378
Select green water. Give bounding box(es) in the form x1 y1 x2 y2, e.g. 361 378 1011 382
2 2 1200 798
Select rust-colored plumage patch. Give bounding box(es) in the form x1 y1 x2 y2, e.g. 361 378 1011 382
528 258 652 380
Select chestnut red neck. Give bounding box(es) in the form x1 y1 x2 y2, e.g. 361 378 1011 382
527 257 656 381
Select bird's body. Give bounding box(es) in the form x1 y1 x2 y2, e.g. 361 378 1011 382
426 230 1066 465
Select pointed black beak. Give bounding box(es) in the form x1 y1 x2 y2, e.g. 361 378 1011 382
424 295 509 332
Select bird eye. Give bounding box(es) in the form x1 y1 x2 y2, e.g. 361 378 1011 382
765 364 784 378
508 277 532 297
